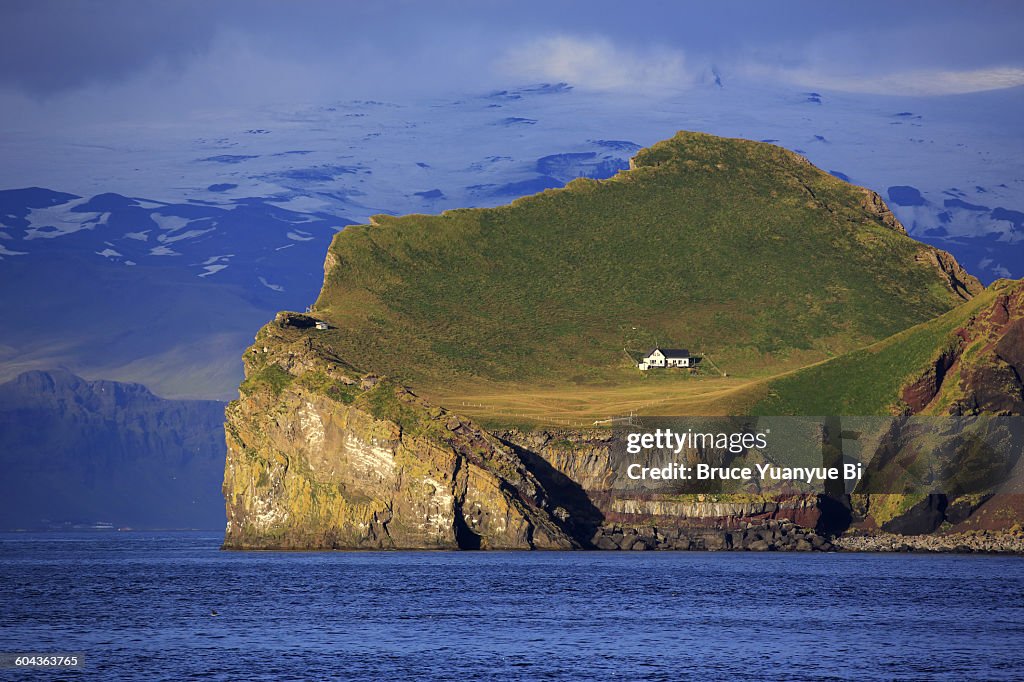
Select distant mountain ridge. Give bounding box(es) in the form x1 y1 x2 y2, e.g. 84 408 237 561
885 184 1024 285
0 188 349 398
0 369 226 530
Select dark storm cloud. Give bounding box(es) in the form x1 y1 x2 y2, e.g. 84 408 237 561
0 0 219 95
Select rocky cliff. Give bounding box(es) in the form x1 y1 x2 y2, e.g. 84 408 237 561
222 313 576 550
223 318 842 550
496 428 836 551
903 280 1024 416
223 312 1024 550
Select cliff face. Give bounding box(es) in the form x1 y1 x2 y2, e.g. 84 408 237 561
903 280 1024 416
223 315 841 551
222 313 576 550
498 429 832 551
223 324 836 550
223 314 1024 549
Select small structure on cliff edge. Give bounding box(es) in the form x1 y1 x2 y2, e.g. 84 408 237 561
275 312 329 331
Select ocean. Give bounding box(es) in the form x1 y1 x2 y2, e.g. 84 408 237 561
1 532 1022 680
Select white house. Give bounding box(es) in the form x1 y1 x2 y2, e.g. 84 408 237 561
638 347 691 370
315 321 330 330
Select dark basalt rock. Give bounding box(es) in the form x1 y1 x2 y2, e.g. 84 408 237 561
945 494 993 525
275 312 320 329
588 519 833 552
881 494 948 535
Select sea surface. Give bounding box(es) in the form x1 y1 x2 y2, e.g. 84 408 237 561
1 532 1023 681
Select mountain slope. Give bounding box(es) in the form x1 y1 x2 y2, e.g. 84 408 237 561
747 279 1024 416
311 131 980 399
0 370 226 529
0 189 349 399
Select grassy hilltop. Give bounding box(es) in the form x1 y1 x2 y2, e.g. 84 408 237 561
746 278 1024 416
309 131 981 421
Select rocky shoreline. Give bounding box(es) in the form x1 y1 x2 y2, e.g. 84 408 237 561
591 519 835 552
589 521 1024 555
833 530 1024 555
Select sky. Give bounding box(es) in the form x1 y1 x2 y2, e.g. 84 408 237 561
1 0 1023 129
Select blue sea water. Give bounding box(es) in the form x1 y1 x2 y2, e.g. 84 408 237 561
1 532 1023 681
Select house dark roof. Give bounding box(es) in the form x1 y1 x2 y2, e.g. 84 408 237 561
646 347 689 358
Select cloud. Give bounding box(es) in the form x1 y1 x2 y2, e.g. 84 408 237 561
498 36 692 92
0 0 218 96
0 23 494 129
757 64 1024 96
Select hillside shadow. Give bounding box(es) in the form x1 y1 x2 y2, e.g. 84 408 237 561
500 438 605 548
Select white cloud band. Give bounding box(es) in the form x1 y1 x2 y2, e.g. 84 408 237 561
754 65 1024 96
498 36 692 92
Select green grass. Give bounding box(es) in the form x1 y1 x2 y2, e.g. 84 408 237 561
240 363 294 397
298 371 361 404
353 382 448 442
312 131 975 401
746 282 1013 415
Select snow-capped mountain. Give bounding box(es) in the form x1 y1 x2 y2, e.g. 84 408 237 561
884 184 1024 282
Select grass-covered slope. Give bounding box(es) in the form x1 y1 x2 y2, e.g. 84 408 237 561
313 131 978 394
746 279 1024 415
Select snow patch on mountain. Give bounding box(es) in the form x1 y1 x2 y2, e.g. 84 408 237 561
24 198 100 240
258 276 284 292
